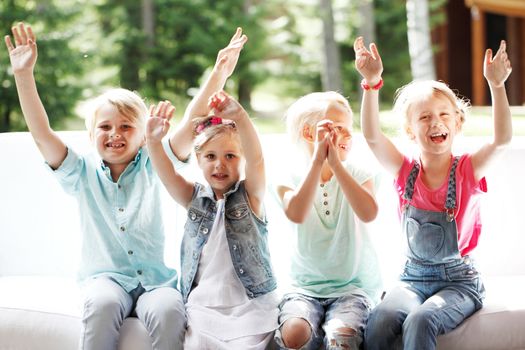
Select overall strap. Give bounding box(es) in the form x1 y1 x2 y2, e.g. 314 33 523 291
403 156 460 214
403 162 420 202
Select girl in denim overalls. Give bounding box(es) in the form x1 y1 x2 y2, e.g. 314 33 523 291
354 37 512 350
274 91 382 350
146 90 278 350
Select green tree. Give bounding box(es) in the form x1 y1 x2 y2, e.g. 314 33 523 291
1 0 85 132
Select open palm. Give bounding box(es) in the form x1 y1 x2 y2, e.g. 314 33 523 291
215 27 248 78
5 23 37 73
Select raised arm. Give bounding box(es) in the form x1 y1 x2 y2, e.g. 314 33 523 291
168 28 248 161
209 91 265 215
471 40 513 181
146 101 194 208
277 122 329 223
5 22 66 168
354 36 403 176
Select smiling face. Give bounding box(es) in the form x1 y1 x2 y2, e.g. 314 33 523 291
196 132 244 199
91 102 145 170
406 92 462 156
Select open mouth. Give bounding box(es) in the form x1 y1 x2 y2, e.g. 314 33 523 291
429 132 448 143
212 173 228 180
105 142 125 149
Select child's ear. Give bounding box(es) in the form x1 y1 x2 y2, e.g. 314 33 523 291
302 124 314 142
405 126 416 141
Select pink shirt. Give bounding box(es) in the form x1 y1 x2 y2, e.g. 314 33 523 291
394 154 487 257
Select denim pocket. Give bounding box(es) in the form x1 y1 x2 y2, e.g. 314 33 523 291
225 203 252 233
185 208 205 237
445 262 479 282
406 218 445 260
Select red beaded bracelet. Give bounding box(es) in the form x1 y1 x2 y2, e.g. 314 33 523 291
361 78 384 91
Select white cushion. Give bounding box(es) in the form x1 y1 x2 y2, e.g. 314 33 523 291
0 276 152 350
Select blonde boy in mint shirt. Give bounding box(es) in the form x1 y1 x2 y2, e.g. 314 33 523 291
274 91 382 350
5 23 188 350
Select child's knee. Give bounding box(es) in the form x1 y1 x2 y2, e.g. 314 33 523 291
327 326 360 350
280 317 312 349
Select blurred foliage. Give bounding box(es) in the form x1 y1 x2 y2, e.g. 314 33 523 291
1 0 449 132
1 0 84 132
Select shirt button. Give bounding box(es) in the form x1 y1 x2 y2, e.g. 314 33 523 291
320 183 324 187
323 193 328 197
202 227 209 234
235 211 241 217
233 245 237 250
239 268 244 274
118 184 122 189
120 226 125 232
191 213 196 220
118 208 124 212
128 250 133 255
137 270 142 275
325 210 330 215
323 201 328 205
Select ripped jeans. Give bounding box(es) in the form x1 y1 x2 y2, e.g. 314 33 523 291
275 291 371 350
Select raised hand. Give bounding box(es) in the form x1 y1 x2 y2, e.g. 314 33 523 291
208 90 248 123
312 120 333 164
215 27 248 78
353 36 383 85
146 101 176 142
4 22 37 74
484 40 512 88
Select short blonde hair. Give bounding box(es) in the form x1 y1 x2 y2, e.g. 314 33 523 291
84 88 148 134
285 91 353 149
193 116 240 154
393 80 470 135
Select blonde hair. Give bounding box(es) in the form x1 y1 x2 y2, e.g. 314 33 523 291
84 88 148 134
193 116 240 154
393 80 470 135
285 91 353 149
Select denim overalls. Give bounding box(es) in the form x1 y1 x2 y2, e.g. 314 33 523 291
180 180 277 302
365 157 485 350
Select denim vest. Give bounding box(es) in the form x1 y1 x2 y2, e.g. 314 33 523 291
180 180 277 302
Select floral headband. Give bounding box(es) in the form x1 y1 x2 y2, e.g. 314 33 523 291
194 116 236 135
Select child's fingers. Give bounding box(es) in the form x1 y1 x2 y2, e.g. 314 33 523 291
27 25 36 43
484 48 492 67
230 27 242 44
370 43 381 62
12 26 22 46
4 36 14 52
353 36 364 52
166 105 176 119
148 104 156 116
18 23 28 44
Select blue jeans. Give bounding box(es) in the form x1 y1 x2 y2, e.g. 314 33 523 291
79 277 186 350
275 291 371 350
364 258 484 350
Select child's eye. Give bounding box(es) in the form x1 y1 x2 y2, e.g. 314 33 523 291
419 115 429 121
226 153 237 160
121 124 132 129
99 125 110 130
205 154 215 160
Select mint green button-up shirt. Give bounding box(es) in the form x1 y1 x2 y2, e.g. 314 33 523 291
50 139 181 292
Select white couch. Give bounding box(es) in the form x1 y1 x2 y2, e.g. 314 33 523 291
1 131 524 350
